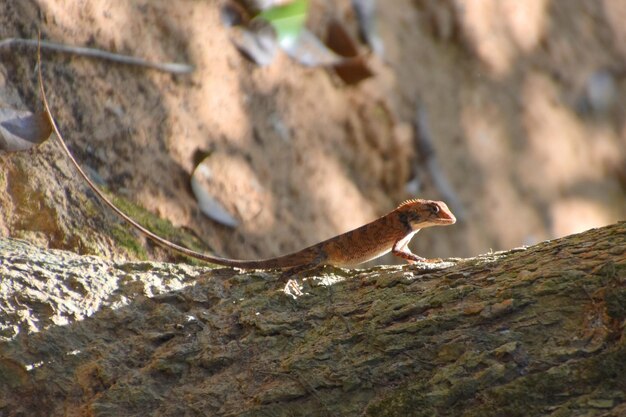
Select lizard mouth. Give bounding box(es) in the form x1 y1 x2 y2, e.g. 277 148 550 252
435 212 457 225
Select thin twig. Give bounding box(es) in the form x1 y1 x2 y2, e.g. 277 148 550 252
3 37 193 74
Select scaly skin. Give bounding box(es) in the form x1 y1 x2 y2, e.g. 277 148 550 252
196 199 456 274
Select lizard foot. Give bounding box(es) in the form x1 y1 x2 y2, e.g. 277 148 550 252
422 257 443 263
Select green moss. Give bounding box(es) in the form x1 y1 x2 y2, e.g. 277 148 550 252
108 193 210 264
110 224 147 259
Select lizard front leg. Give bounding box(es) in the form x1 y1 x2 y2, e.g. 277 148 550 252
392 233 444 264
392 238 427 264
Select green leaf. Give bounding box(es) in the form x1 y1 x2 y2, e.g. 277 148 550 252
258 0 309 47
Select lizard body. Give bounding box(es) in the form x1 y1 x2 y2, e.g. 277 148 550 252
171 199 456 273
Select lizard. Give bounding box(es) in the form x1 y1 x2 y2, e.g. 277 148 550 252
157 198 457 275
35 46 456 277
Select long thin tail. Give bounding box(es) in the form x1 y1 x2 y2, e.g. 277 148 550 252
36 37 293 269
210 247 323 269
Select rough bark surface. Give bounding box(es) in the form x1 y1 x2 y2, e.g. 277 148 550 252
0 222 625 416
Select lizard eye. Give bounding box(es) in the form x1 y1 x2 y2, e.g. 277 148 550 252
428 203 440 214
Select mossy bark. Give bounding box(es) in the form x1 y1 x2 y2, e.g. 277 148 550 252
0 222 625 416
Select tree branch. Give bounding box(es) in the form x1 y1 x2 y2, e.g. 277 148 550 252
0 222 624 416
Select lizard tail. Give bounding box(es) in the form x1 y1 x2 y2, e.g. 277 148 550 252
38 54 325 272
199 246 325 270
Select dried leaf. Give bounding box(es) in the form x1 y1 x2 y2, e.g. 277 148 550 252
191 159 239 228
0 108 52 152
326 19 374 84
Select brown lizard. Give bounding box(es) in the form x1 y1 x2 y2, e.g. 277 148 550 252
182 199 457 275
36 49 456 276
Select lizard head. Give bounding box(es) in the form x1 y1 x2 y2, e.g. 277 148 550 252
396 199 456 230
